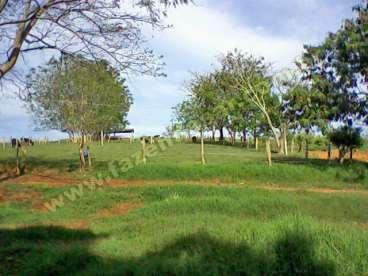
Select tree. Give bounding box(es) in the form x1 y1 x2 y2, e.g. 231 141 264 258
188 74 216 165
174 73 217 164
220 50 281 150
282 83 329 159
329 126 363 164
173 100 198 139
302 0 368 125
0 0 189 83
25 55 132 170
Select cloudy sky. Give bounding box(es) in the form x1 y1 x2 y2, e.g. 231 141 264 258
0 0 358 139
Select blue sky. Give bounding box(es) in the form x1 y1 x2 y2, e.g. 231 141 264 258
0 0 358 140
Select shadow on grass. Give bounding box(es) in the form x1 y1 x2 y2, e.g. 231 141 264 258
0 157 110 177
274 154 367 167
0 226 336 275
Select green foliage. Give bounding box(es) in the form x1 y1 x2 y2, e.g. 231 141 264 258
328 126 363 155
302 0 368 124
25 56 132 136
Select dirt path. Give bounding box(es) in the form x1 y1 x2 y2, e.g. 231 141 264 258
3 174 368 195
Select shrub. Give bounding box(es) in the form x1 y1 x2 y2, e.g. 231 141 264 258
328 126 363 163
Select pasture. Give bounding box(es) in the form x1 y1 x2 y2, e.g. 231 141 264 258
0 140 368 275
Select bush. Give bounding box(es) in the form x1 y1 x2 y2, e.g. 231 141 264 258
328 126 363 163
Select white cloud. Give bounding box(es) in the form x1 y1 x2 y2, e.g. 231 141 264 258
153 2 304 70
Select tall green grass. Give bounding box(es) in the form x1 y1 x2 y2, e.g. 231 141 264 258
1 184 367 275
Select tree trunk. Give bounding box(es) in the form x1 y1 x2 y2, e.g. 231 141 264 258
212 127 216 142
219 128 224 144
266 139 272 166
227 128 235 145
327 143 332 161
350 148 353 161
280 136 285 155
253 128 258 150
255 137 259 151
79 134 86 171
100 130 104 147
305 139 309 159
140 138 146 164
339 149 345 164
298 140 302 152
264 111 280 150
88 151 92 168
200 129 206 165
242 130 247 147
291 136 295 154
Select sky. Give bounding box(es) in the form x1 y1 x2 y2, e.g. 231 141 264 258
0 0 358 140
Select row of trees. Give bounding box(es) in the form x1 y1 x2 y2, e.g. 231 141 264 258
173 1 367 165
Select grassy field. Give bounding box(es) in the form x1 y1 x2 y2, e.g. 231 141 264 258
0 140 368 189
1 141 368 275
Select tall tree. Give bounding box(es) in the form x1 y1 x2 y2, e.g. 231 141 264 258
302 0 368 125
220 50 282 150
25 56 132 170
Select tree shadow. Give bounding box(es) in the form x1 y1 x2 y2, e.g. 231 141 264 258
0 156 110 177
273 155 367 169
0 226 336 275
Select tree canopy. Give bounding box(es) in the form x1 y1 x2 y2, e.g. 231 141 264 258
302 0 368 124
25 56 132 138
0 0 189 84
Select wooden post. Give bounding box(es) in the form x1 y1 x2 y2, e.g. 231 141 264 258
100 130 104 147
283 124 288 156
140 137 146 164
79 134 86 171
305 139 309 159
200 129 206 165
15 140 20 175
266 139 272 166
327 143 332 161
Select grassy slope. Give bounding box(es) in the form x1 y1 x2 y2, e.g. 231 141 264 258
1 141 367 189
0 183 368 275
1 142 368 274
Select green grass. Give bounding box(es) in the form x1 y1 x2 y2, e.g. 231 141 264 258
1 141 368 274
1 140 367 189
0 183 368 275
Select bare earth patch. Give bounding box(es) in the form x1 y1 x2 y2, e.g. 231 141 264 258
310 149 368 163
96 202 143 218
6 174 79 186
0 185 43 205
4 173 368 195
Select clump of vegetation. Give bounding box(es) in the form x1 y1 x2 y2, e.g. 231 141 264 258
329 126 363 164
